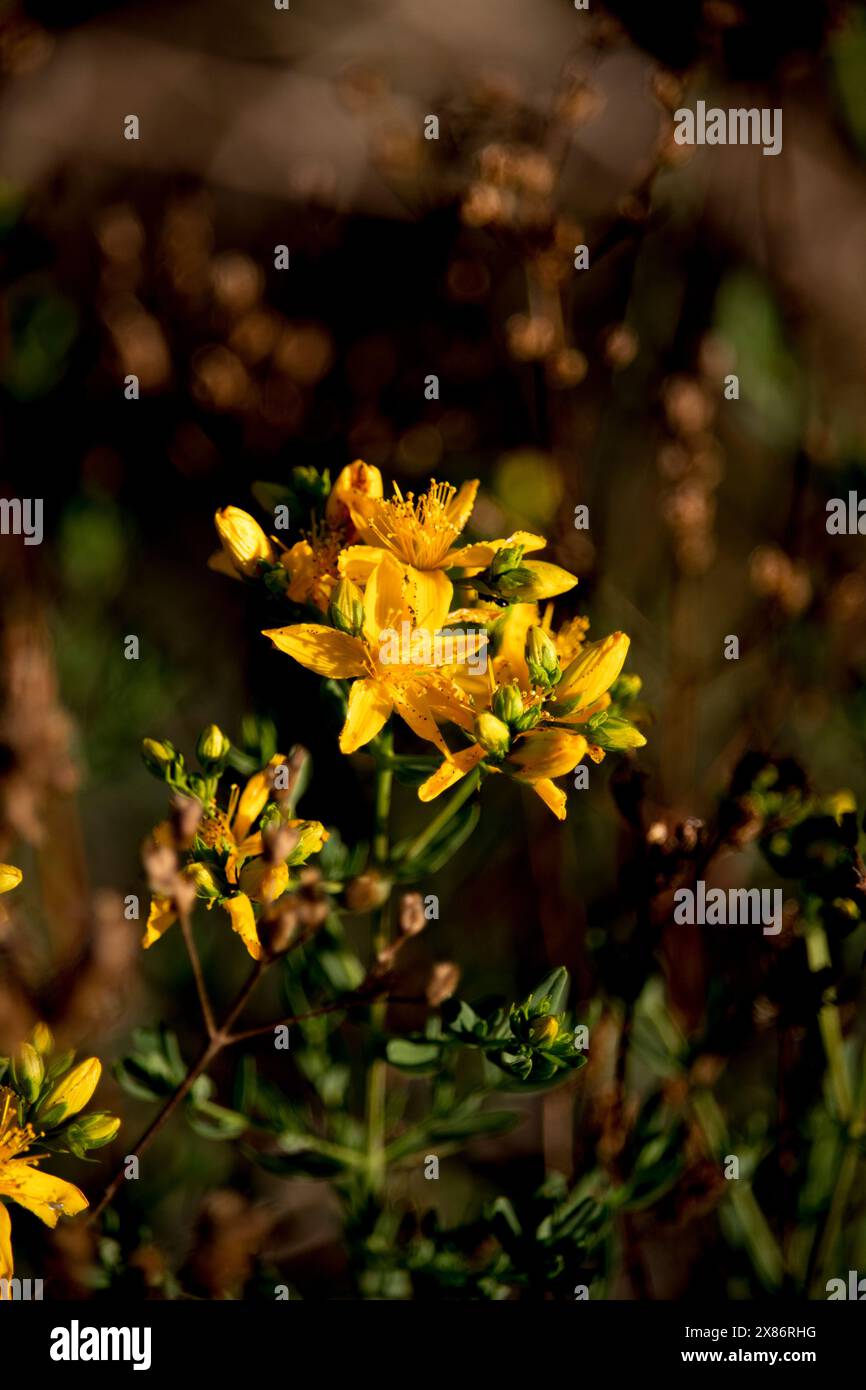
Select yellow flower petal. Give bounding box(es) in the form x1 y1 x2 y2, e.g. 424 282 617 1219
222 894 262 960
0 1163 87 1229
363 551 409 641
226 832 264 885
0 1202 11 1286
444 478 480 532
391 682 451 755
340 678 393 754
418 744 486 801
234 757 288 840
263 624 368 679
0 865 22 894
444 531 547 572
406 566 452 632
531 778 568 820
339 545 389 586
142 895 177 949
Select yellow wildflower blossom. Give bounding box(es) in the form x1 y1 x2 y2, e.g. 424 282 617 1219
339 476 564 626
142 756 328 962
0 1086 88 1289
265 551 478 756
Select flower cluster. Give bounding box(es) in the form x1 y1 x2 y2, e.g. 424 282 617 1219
0 1025 119 1288
140 729 329 960
212 463 645 818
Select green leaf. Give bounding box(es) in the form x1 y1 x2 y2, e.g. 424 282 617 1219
385 1038 443 1072
185 1098 248 1142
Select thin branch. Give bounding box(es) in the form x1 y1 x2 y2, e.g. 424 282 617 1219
180 908 217 1039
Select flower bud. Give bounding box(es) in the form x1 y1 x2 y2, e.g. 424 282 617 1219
399 892 427 938
0 864 23 894
328 577 365 636
326 459 384 528
611 673 642 703
214 506 275 577
474 712 512 758
494 561 577 602
528 1014 560 1044
141 738 177 779
426 962 460 1006
11 1042 44 1102
63 1111 121 1150
591 716 647 751
36 1057 101 1125
487 544 525 580
492 681 525 725
557 632 630 708
257 899 301 957
346 870 392 913
525 625 561 691
30 1022 53 1055
286 819 329 864
183 862 222 901
196 724 231 766
239 858 289 905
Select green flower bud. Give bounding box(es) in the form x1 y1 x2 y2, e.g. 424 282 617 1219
611 673 642 703
525 625 561 691
328 577 365 637
528 1014 560 1045
11 1042 44 1102
142 739 177 779
492 681 525 725
183 862 221 900
474 712 512 758
487 544 525 580
589 716 646 751
62 1111 121 1151
196 724 231 766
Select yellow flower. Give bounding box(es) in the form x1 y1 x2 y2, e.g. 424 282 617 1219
280 535 342 613
339 476 555 626
0 865 22 894
0 1086 88 1289
264 551 478 756
142 757 328 962
210 506 275 579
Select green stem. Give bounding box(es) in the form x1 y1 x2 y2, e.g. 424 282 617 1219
805 917 853 1122
690 1088 785 1291
367 736 394 1197
402 768 481 865
806 1036 866 1295
373 730 393 868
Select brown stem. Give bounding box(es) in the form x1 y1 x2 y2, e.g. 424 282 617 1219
180 909 216 1038
90 960 266 1221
